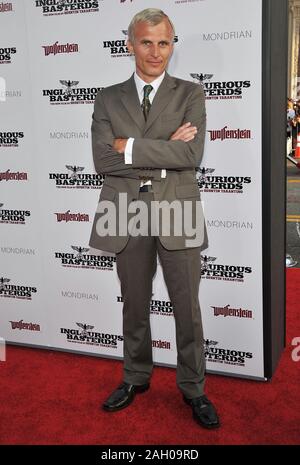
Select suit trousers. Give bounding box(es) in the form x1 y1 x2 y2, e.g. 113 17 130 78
116 190 206 399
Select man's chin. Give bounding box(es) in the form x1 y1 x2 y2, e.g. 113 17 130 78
147 68 164 77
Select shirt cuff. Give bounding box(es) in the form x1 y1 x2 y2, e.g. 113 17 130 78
161 169 166 178
124 137 134 164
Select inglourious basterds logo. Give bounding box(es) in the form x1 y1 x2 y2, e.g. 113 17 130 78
190 73 251 100
117 295 174 317
201 255 252 282
0 277 37 300
150 298 173 317
204 339 253 367
60 322 123 348
0 203 31 224
42 81 103 104
103 30 132 58
196 168 251 194
55 246 116 270
0 131 24 147
35 0 100 16
49 165 104 189
103 30 178 58
0 47 16 64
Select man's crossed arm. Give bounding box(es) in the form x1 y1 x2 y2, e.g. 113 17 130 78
91 85 205 178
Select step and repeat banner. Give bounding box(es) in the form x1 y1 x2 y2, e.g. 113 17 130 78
0 0 264 379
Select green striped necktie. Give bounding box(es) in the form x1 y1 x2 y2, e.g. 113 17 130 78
142 84 153 120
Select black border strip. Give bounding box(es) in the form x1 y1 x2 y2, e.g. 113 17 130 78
262 0 287 379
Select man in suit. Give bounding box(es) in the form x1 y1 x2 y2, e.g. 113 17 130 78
89 8 220 429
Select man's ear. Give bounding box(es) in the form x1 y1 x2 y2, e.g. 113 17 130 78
127 40 134 54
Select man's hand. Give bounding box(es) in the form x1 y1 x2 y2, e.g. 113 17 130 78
170 122 197 142
113 138 128 153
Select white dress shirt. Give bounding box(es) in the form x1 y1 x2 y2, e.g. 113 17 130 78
124 72 166 184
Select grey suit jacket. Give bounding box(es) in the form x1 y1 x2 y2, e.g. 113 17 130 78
89 72 206 253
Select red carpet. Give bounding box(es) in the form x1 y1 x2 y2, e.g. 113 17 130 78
0 269 299 445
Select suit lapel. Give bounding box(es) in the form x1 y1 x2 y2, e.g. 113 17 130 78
144 73 177 134
120 74 145 131
120 73 177 133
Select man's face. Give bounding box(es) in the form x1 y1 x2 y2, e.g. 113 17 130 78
127 19 174 83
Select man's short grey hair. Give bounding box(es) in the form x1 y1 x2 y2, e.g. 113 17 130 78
128 8 175 43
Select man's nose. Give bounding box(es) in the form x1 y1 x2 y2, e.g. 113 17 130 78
150 44 160 57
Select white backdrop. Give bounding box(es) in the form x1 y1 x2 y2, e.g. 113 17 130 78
0 0 264 379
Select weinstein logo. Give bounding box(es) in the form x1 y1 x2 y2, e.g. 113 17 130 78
60 322 123 348
10 320 41 331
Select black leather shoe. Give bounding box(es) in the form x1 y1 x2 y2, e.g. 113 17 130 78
102 382 150 412
183 395 220 429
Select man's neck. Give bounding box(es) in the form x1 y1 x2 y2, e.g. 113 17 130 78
135 70 165 84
